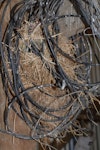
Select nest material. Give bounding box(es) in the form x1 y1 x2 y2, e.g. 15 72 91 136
0 0 100 141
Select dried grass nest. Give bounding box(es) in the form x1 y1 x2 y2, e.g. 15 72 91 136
0 0 100 141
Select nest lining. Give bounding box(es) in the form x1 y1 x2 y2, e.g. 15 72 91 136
4 19 83 134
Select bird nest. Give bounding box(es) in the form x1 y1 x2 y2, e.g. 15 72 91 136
0 0 100 141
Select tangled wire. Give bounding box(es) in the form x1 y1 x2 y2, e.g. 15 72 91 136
0 0 100 140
